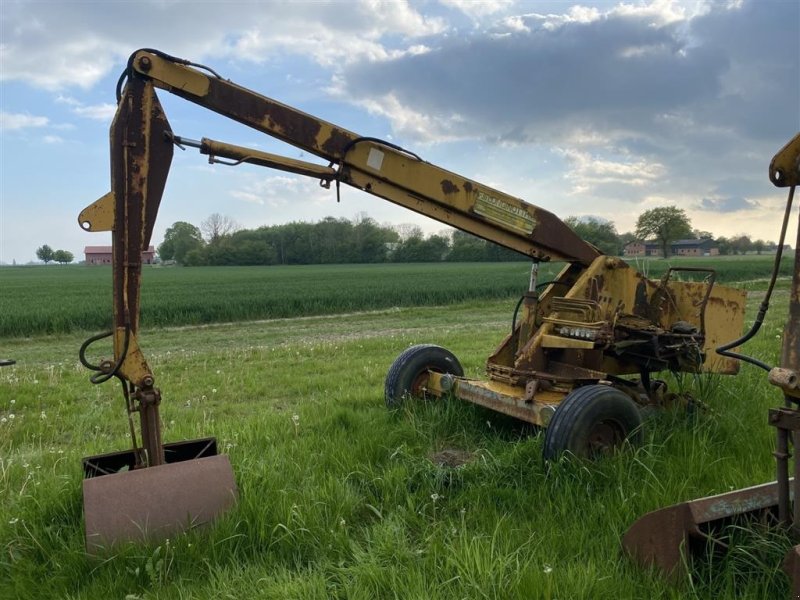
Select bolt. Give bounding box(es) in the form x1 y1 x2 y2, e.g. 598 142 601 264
142 376 154 388
138 56 152 72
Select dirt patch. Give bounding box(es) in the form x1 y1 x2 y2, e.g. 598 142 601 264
430 448 473 468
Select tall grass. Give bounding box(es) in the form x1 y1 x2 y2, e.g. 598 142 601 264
0 285 793 599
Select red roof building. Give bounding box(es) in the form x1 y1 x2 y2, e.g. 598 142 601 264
84 246 156 265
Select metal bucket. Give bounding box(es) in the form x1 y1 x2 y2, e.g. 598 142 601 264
82 437 237 552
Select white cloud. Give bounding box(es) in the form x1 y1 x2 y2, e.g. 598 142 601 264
0 111 49 130
0 0 443 90
56 95 116 121
440 0 516 19
557 147 667 194
230 175 330 208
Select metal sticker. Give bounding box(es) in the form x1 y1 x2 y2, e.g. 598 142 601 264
366 148 384 171
473 191 536 234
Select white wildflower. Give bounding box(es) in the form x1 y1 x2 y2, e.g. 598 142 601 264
543 564 553 574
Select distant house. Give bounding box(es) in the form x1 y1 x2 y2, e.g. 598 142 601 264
84 246 156 265
671 238 719 256
624 238 719 257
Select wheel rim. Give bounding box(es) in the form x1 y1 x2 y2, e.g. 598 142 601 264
586 419 625 455
410 370 437 396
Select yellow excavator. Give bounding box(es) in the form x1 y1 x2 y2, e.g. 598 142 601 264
78 49 747 550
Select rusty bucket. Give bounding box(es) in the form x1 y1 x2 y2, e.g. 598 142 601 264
622 479 797 589
82 437 237 552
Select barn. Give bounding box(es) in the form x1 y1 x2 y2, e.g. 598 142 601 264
84 246 156 265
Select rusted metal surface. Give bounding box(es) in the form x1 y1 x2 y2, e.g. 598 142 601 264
133 50 358 162
778 216 800 399
428 372 563 426
783 544 800 598
194 137 337 181
83 454 237 552
622 480 789 580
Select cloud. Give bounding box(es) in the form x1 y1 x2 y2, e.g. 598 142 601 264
0 111 49 131
697 196 759 212
440 0 516 19
56 96 117 121
230 174 330 208
334 0 797 211
0 0 442 90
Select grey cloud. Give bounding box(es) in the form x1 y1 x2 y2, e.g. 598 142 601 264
339 1 797 148
698 196 759 212
341 8 730 140
337 0 797 210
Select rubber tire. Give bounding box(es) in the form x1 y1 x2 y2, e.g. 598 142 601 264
384 344 464 409
543 384 643 461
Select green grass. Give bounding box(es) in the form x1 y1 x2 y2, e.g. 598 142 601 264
0 255 792 337
0 277 794 599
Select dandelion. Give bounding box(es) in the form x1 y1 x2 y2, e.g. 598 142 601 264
211 388 217 394
8 414 14 420
8 518 18 525
543 564 553 575
430 493 440 502
339 518 346 528
40 411 46 420
1 418 6 424
10 399 15 405
291 414 300 436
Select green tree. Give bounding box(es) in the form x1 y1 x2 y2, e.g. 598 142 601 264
635 206 692 258
564 216 621 255
730 234 752 255
158 221 204 264
36 244 54 264
52 249 74 265
448 230 488 261
716 236 732 255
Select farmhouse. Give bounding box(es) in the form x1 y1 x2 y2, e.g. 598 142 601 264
623 238 719 257
84 246 156 265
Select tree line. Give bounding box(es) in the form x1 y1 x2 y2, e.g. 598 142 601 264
158 214 526 266
157 207 782 267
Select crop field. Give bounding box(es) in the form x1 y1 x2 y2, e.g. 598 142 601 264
0 255 792 338
0 258 795 599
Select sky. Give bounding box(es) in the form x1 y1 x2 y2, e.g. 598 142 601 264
1 0 798 264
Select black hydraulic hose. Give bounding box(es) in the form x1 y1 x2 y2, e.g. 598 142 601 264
79 325 132 384
716 185 795 371
333 137 423 202
116 48 222 103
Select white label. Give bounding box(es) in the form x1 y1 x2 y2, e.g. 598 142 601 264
366 148 385 171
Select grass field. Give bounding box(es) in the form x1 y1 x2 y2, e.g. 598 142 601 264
0 259 795 599
0 255 793 337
